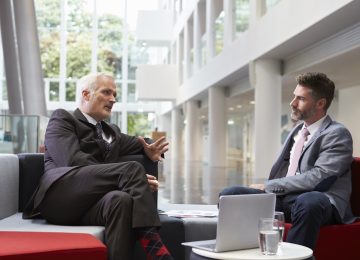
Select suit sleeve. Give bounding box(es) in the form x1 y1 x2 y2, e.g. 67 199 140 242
45 109 98 167
111 124 144 157
265 126 353 195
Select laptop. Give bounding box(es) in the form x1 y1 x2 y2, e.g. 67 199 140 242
182 193 276 252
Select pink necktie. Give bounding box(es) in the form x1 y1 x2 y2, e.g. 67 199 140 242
287 128 310 177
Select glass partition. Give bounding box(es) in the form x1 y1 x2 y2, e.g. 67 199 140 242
0 115 49 154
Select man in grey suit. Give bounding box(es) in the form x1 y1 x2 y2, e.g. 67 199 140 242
23 73 174 260
220 72 354 252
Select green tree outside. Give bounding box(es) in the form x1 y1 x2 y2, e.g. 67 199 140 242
35 0 153 135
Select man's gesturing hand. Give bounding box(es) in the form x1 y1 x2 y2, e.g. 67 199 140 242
138 136 169 162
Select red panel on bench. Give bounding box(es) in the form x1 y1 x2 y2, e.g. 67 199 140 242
0 232 107 260
350 157 360 216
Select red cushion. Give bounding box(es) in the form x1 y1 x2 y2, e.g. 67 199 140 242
285 221 360 260
0 232 107 260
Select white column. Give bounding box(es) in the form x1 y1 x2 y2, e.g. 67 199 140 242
13 0 47 116
170 42 176 65
338 86 360 156
184 100 202 161
0 0 23 114
171 107 182 160
157 113 171 136
253 59 282 179
208 87 227 167
206 0 215 60
224 0 235 47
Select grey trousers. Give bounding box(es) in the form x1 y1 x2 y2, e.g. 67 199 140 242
39 161 160 260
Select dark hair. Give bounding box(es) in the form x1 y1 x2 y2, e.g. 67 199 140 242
296 72 335 111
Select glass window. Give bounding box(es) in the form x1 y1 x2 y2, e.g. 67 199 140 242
49 81 60 101
109 111 122 127
266 0 281 10
115 81 122 102
35 0 61 78
215 11 224 55
2 80 7 101
66 81 76 101
127 82 136 103
235 0 250 37
97 13 123 79
262 0 281 16
128 32 145 80
127 112 155 137
66 0 92 78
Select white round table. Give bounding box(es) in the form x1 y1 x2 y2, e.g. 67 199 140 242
192 242 313 260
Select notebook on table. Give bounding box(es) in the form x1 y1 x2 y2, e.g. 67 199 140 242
182 193 276 252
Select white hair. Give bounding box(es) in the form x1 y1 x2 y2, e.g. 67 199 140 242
76 73 114 104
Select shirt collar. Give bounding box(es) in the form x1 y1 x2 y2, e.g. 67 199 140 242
303 115 327 136
80 111 98 125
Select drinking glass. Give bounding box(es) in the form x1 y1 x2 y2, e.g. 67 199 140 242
258 218 280 255
274 211 285 243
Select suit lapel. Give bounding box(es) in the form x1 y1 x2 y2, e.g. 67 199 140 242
268 123 303 179
73 108 93 126
303 115 332 151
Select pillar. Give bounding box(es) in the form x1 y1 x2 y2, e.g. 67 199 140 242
0 0 23 114
171 107 183 160
184 100 202 161
13 0 47 116
208 87 227 167
252 59 282 179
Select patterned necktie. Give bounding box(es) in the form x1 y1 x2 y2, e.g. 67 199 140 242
287 127 310 177
95 122 111 153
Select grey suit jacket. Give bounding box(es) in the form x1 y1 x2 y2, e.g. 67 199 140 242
265 115 354 223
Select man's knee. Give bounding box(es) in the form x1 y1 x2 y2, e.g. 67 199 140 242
122 161 146 177
292 192 330 219
104 190 133 211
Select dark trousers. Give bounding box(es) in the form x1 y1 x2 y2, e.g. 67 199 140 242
219 186 340 251
40 161 160 260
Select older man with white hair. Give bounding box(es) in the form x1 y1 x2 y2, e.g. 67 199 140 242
23 73 173 260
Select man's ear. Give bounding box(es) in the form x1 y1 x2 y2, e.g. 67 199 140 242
82 90 90 101
317 98 326 110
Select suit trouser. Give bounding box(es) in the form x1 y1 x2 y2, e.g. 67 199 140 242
219 187 339 251
39 161 161 260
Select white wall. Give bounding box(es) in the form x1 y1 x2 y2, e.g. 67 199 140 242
338 85 360 156
174 0 353 106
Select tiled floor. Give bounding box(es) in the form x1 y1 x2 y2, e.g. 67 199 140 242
158 159 266 207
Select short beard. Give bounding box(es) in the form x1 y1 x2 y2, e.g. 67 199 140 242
290 107 316 122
